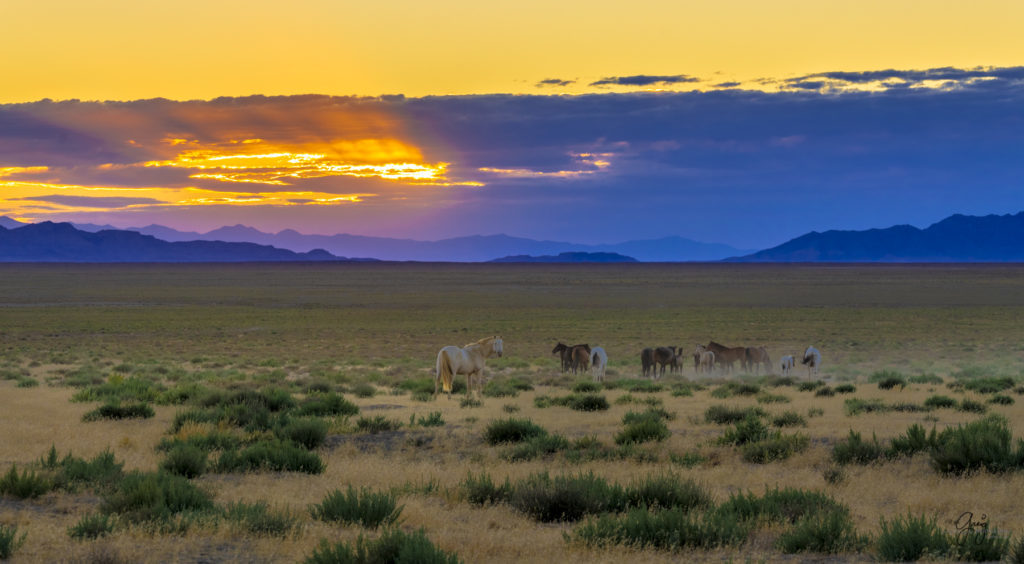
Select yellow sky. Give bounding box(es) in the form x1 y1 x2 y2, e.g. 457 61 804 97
2 0 1022 103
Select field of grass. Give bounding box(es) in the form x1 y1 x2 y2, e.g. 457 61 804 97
1 263 1023 562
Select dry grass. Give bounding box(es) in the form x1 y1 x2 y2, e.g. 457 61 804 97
1 263 1023 562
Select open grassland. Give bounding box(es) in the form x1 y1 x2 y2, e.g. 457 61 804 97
1 263 1023 563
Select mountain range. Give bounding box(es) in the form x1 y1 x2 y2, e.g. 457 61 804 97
65 222 751 262
730 212 1024 262
1 211 1022 262
0 222 352 262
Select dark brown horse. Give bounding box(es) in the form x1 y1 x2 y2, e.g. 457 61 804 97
706 341 746 373
745 346 771 375
554 342 591 374
640 347 655 377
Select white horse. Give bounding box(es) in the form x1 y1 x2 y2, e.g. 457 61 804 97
699 350 715 374
435 336 503 397
590 346 608 382
780 355 795 376
802 346 821 377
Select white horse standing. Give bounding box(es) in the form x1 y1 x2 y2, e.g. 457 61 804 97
780 355 795 377
699 350 716 374
435 336 504 397
802 346 821 377
590 346 608 382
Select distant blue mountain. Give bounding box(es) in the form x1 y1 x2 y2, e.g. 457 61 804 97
730 212 1024 262
488 252 638 263
0 222 359 262
67 222 750 262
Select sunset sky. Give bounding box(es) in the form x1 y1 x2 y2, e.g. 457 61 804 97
2 1 1023 247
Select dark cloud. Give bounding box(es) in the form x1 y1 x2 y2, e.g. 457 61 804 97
13 195 166 208
536 78 575 88
3 69 1024 247
589 74 699 87
783 65 1024 92
714 81 741 88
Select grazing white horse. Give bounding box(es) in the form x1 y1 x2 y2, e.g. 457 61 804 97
590 346 608 382
699 350 716 374
802 346 821 377
435 336 503 397
780 355 795 377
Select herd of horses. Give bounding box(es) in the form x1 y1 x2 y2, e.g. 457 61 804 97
432 335 822 397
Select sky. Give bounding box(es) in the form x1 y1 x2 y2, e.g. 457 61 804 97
1 1 1023 248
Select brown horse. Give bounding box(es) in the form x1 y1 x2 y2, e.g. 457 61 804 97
652 346 676 378
570 345 591 373
745 346 771 375
706 341 746 373
640 347 655 377
552 342 572 372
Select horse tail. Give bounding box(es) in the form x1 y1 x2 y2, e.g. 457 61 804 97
437 350 455 393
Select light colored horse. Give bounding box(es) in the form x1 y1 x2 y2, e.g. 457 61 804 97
435 336 504 397
780 355 795 376
590 346 608 382
802 346 821 377
699 350 715 373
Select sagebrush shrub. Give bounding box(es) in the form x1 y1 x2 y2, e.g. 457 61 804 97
832 430 882 465
876 512 949 561
304 528 462 564
484 418 547 445
160 444 208 478
310 486 403 529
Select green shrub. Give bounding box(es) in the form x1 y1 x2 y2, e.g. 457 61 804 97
742 434 809 463
567 393 610 412
16 378 38 388
355 415 403 433
961 377 1016 394
711 381 761 398
571 506 750 550
669 451 707 468
952 527 1010 562
704 405 765 425
832 430 882 465
798 381 824 391
279 418 329 449
412 411 445 427
502 434 570 461
877 376 907 390
814 386 835 397
876 512 950 561
298 393 359 417
892 402 928 412
508 471 624 522
843 398 890 415
869 369 904 384
101 470 214 522
310 486 403 529
47 448 124 492
82 401 155 421
484 418 547 445
459 396 482 408
990 394 1015 405
304 528 462 564
756 392 790 404
572 381 601 393
930 415 1024 474
958 399 988 414
717 486 848 525
606 379 664 393
0 465 51 499
719 413 772 446
160 445 208 479
223 500 300 537
834 384 857 394
615 417 670 445
68 513 115 540
772 411 807 428
887 424 937 459
909 373 943 384
0 524 26 559
624 473 713 512
156 431 243 454
216 440 325 474
482 379 520 398
924 394 958 409
776 510 866 554
351 383 376 398
462 472 512 506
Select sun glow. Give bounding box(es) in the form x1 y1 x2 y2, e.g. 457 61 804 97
142 139 472 186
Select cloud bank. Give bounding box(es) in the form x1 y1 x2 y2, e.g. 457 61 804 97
2 66 1023 247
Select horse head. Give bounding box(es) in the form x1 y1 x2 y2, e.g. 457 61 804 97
493 336 503 357
552 342 567 354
